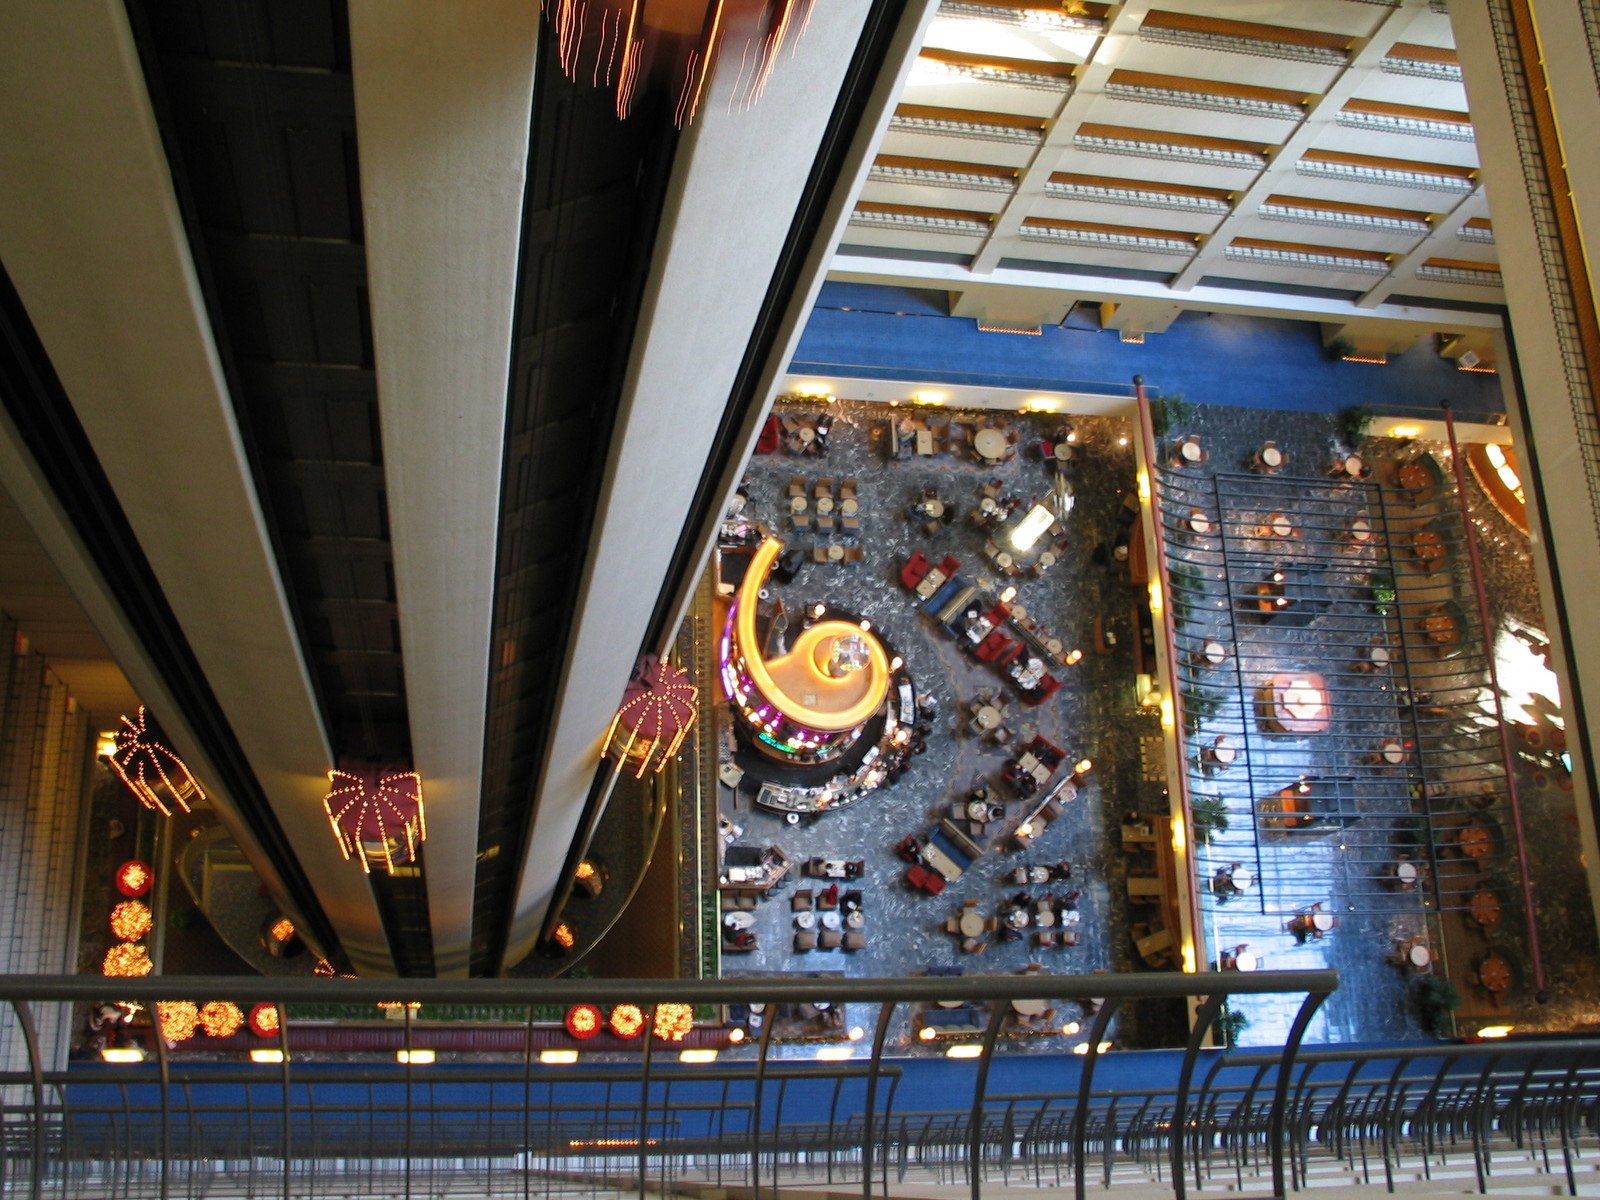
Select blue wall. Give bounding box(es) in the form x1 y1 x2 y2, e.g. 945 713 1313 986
791 282 1504 418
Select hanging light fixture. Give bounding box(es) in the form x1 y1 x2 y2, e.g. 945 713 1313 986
108 707 205 816
604 654 698 777
322 769 426 875
541 0 814 125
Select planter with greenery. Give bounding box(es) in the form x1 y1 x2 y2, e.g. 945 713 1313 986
1150 392 1194 441
1413 976 1461 1037
1338 404 1374 447
1191 793 1230 845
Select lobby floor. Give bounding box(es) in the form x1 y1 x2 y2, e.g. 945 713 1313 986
692 390 1595 1050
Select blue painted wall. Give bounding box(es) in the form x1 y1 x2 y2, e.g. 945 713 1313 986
791 282 1504 419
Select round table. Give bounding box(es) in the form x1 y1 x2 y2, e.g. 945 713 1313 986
798 426 815 444
1213 741 1237 766
979 497 997 514
958 910 985 938
1046 637 1063 656
1035 908 1056 928
1232 952 1259 972
1381 741 1406 764
995 552 1013 570
1270 515 1293 537
827 543 844 562
1231 868 1254 892
1261 446 1283 468
724 911 755 930
1311 912 1333 933
1203 641 1226 664
1029 866 1051 884
1004 908 1030 931
813 1001 832 1011
936 999 964 1009
1038 551 1055 569
1370 646 1391 667
967 798 993 821
1011 998 1047 1016
1344 455 1365 477
925 500 945 519
1350 518 1372 542
1409 944 1431 968
749 1003 766 1013
846 910 865 929
974 429 1009 461
975 706 1000 731
841 497 858 515
1396 861 1418 885
1190 511 1214 535
1054 443 1074 462
795 912 815 929
820 911 841 931
816 496 834 515
790 495 807 513
1010 603 1027 621
1180 440 1203 463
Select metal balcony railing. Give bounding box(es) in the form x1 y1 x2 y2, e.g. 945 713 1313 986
4 973 1599 1200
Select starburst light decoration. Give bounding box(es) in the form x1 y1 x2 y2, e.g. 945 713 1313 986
542 0 814 126
608 1004 645 1039
604 654 699 778
110 901 153 941
102 944 153 978
158 1001 198 1043
652 1002 694 1042
199 1001 243 1038
322 769 426 874
115 861 153 897
566 1004 602 1040
108 707 205 816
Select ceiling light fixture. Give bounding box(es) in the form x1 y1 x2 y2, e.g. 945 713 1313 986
541 0 814 125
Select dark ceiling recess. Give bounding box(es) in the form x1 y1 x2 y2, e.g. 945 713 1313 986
123 0 431 975
471 39 681 976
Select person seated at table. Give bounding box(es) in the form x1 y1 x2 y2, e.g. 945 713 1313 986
1219 943 1249 970
725 929 756 951
1059 890 1080 910
1050 861 1072 881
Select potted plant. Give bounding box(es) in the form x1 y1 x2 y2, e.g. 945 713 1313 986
1190 793 1229 845
1338 404 1374 447
1215 1004 1250 1047
1150 392 1194 440
1413 976 1461 1037
1327 334 1356 360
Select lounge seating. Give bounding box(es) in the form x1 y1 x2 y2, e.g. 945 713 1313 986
794 930 817 953
819 928 843 951
842 929 865 952
791 889 814 912
899 549 932 591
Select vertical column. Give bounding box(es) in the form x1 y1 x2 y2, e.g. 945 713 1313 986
1451 0 1600 934
0 625 91 1073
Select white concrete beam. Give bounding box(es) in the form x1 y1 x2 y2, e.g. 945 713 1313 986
0 0 394 974
499 3 939 967
349 0 536 977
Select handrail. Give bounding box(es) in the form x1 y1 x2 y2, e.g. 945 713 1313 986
0 970 1338 1005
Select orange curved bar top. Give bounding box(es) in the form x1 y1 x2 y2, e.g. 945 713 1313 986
735 537 890 732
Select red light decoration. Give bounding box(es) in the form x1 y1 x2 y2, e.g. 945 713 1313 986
604 655 699 778
109 901 153 941
199 1001 243 1038
322 769 426 874
565 1004 602 1040
115 860 153 898
542 0 813 126
249 1004 281 1038
608 1004 645 1039
652 1002 695 1042
108 707 205 816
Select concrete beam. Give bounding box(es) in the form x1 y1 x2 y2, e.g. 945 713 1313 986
349 0 537 977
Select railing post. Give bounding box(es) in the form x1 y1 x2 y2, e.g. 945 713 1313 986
860 1000 898 1200
1267 986 1331 1197
1072 997 1123 1200
966 997 1009 1200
